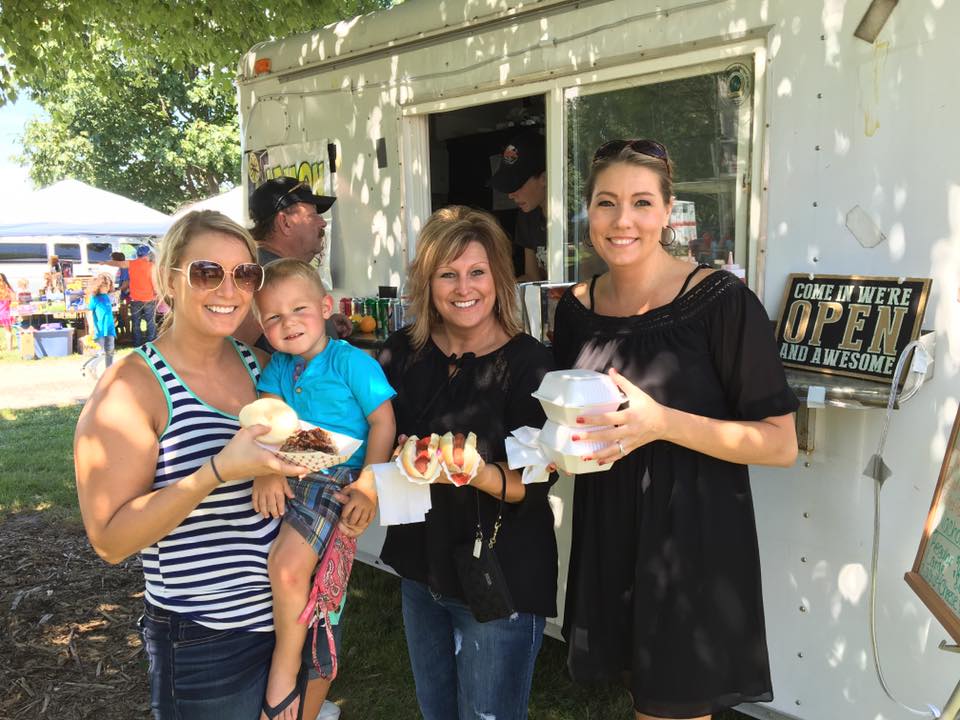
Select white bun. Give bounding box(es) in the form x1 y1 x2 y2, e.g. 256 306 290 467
238 398 299 444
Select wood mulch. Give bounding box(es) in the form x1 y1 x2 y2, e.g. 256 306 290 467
0 512 149 719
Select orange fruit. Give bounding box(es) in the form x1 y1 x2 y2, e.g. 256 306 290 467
359 315 377 333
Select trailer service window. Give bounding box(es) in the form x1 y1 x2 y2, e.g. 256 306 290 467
565 63 754 283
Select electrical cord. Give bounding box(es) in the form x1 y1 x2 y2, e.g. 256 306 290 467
867 339 941 717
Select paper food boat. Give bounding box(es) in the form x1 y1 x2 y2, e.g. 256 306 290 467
531 369 623 425
259 421 362 473
538 420 613 475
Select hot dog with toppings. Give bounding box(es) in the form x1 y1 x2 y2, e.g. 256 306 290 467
399 433 441 481
439 431 480 486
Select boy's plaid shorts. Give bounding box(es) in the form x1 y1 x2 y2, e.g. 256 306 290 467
284 466 360 555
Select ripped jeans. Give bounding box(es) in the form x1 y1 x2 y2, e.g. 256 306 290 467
400 578 545 720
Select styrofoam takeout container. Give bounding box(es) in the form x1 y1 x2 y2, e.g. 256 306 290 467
538 420 612 475
258 421 362 473
532 369 623 425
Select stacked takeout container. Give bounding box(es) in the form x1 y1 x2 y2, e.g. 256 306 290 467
531 369 622 474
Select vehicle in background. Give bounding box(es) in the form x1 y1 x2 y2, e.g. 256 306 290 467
0 237 139 295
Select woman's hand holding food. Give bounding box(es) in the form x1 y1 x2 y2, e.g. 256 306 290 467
213 425 307 483
572 368 668 465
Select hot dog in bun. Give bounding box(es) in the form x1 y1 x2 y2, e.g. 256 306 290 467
399 434 441 481
440 431 480 486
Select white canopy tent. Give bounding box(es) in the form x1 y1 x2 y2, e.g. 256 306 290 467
172 186 246 226
0 178 173 237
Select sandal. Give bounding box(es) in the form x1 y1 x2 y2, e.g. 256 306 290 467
262 664 307 720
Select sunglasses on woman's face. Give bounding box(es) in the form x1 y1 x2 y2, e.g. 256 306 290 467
592 138 669 165
171 260 264 293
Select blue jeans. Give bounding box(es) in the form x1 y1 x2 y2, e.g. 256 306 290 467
131 299 157 346
400 578 545 720
139 602 342 719
139 602 273 720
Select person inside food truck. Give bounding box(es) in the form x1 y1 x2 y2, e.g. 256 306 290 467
490 129 548 282
234 176 351 350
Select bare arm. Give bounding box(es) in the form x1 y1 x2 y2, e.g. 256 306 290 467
469 461 527 503
577 369 798 468
516 248 546 283
363 400 396 466
99 259 130 269
75 355 305 564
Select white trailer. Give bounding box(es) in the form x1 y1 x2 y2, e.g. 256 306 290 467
238 2 960 718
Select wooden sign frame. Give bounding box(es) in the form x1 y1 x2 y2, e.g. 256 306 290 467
905 406 960 643
774 274 931 383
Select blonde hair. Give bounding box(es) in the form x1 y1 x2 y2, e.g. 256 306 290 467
406 205 522 350
252 258 327 319
88 272 114 295
153 210 258 331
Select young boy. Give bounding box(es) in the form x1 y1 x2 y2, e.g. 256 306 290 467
253 258 395 720
82 273 117 378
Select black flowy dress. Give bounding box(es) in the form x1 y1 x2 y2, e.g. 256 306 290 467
552 268 798 719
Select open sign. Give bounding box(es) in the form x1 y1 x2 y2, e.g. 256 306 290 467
774 274 931 382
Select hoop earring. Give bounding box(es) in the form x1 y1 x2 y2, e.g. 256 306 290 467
661 225 677 247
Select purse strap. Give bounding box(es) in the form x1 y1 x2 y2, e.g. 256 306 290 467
474 463 507 550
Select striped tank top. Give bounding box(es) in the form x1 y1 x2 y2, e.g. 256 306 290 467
136 340 280 631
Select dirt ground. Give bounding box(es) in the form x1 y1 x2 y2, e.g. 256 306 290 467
1 355 145 718
0 512 150 719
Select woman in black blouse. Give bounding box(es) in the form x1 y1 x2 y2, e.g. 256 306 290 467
378 206 557 720
553 140 798 720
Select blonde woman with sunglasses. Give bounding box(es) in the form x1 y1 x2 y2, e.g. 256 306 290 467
553 140 799 720
75 211 315 720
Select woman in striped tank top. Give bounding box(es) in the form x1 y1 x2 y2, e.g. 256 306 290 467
75 211 311 720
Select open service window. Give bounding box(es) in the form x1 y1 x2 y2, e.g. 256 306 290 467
564 59 756 283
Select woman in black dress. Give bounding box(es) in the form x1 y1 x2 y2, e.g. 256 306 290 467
378 206 557 720
552 140 799 720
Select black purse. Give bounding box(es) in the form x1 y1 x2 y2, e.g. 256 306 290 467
452 463 516 623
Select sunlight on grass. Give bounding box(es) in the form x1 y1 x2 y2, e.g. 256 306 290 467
0 404 81 518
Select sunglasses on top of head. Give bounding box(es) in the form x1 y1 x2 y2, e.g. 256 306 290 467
592 139 669 166
273 181 311 214
171 260 264 293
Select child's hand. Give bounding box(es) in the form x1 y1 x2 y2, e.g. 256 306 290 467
252 474 294 519
335 482 376 536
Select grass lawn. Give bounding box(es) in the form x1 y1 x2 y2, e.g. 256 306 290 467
0 403 749 719
0 404 82 518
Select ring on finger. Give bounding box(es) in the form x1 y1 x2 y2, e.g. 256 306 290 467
616 439 626 456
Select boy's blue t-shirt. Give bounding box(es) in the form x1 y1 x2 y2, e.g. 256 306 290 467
257 339 396 469
88 293 116 338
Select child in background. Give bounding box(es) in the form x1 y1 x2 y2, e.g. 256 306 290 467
0 273 14 352
253 258 395 720
82 273 117 377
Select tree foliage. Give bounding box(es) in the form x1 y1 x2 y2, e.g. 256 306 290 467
1 0 394 210
0 1 394 104
18 54 241 212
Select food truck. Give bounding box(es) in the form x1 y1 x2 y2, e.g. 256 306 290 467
238 1 960 717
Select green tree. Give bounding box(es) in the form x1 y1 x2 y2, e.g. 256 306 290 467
0 1 395 104
18 55 241 212
2 1 396 209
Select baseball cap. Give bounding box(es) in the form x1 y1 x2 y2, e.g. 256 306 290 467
249 177 337 225
136 245 151 258
490 130 546 194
